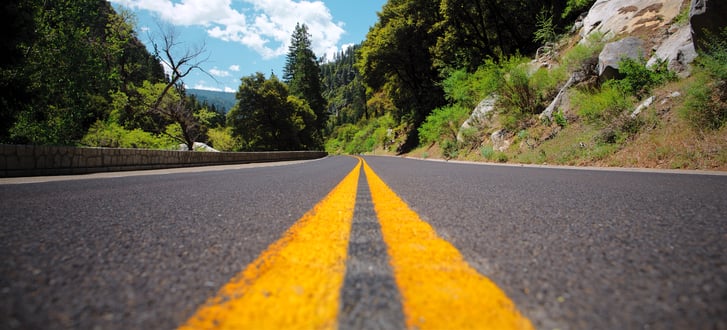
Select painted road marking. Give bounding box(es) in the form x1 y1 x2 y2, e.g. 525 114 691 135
178 159 361 329
179 157 532 329
338 165 406 329
363 160 533 330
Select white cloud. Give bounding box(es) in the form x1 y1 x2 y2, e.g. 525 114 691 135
229 64 240 72
209 68 231 77
224 86 236 93
192 83 222 91
112 0 345 59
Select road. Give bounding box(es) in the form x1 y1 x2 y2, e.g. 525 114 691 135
1 156 726 329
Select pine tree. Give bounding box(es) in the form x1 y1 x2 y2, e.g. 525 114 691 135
283 23 326 148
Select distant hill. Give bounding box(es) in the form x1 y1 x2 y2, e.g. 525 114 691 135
188 89 237 113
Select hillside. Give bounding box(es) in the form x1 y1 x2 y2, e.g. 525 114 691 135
324 0 727 171
187 89 237 113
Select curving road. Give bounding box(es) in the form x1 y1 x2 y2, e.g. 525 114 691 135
1 155 726 329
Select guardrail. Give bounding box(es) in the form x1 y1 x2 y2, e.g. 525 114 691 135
0 144 327 177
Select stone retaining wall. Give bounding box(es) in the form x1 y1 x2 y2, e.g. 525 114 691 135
0 144 327 177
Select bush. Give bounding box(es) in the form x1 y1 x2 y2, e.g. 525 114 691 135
441 139 459 159
554 109 568 127
571 84 634 125
493 151 509 163
207 127 239 151
561 33 605 74
441 62 504 109
610 57 676 97
680 75 727 130
418 105 471 145
480 145 494 160
679 28 727 131
81 121 174 149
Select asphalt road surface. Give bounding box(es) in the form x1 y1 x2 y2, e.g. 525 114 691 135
1 155 726 329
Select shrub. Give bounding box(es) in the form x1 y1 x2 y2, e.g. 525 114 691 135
493 151 509 163
207 126 239 151
554 109 568 127
480 145 494 160
571 84 634 125
534 9 558 46
680 75 727 130
81 121 174 149
561 32 605 74
680 27 727 130
611 57 676 97
418 105 471 145
442 139 459 159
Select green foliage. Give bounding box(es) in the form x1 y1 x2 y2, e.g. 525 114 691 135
435 0 566 71
571 85 634 125
80 121 174 149
696 28 727 82
562 0 597 19
441 139 459 159
493 152 509 163
534 9 558 46
480 146 494 160
227 73 317 151
679 27 727 131
207 126 239 151
321 45 367 129
358 0 445 151
561 33 605 74
418 105 471 145
284 23 326 148
609 58 676 97
441 61 503 109
554 109 568 127
325 114 397 154
497 58 542 130
680 74 727 130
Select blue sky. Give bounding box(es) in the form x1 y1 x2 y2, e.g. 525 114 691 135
110 0 387 93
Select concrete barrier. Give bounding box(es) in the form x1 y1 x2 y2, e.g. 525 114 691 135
0 144 327 177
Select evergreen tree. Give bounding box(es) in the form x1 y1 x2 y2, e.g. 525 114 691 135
283 23 326 148
227 73 315 151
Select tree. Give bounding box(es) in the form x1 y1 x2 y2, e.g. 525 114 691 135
283 23 326 148
6 0 115 145
148 25 211 151
227 73 315 151
358 0 446 152
320 45 368 129
433 0 571 72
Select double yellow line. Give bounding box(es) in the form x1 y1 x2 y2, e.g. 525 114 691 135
179 158 532 330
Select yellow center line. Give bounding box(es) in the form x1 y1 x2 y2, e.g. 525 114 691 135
178 158 361 330
362 159 533 330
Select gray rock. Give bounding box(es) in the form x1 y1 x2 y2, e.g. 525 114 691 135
457 95 497 142
630 96 655 118
690 0 727 52
490 129 510 152
647 24 698 77
581 0 682 40
598 37 646 80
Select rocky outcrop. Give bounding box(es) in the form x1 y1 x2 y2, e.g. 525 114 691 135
581 0 682 40
690 0 727 52
598 37 645 80
647 24 697 77
457 95 497 142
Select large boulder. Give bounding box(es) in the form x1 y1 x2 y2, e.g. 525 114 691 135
690 0 727 52
647 24 697 77
581 0 682 40
457 95 497 142
598 37 646 80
